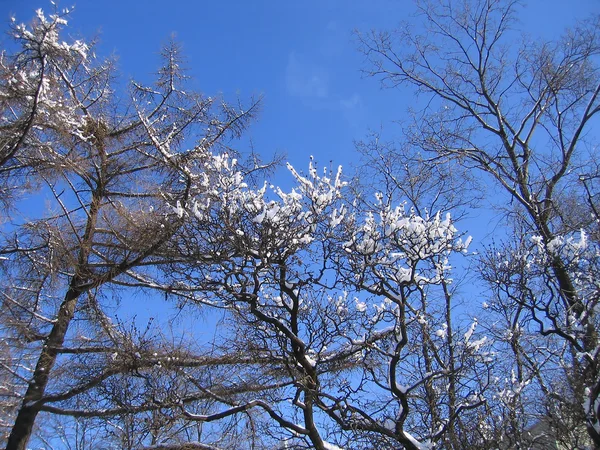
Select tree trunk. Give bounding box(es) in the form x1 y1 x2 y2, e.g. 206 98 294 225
6 184 101 449
5 285 81 450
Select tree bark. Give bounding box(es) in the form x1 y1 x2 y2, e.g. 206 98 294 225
5 284 83 450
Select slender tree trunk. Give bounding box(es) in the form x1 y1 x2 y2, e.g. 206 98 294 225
6 184 102 450
5 284 83 450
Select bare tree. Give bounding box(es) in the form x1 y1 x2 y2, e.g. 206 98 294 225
358 0 600 445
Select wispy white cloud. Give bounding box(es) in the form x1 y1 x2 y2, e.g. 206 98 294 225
325 20 338 32
285 52 330 99
285 51 363 127
340 93 361 110
339 93 365 128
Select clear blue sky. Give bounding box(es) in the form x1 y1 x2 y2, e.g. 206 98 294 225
4 0 598 174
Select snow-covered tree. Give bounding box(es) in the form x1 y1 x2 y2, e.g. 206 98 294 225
150 153 492 449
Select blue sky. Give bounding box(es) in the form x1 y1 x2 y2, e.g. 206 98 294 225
3 0 598 173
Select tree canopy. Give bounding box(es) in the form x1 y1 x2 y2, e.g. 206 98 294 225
1 2 599 449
